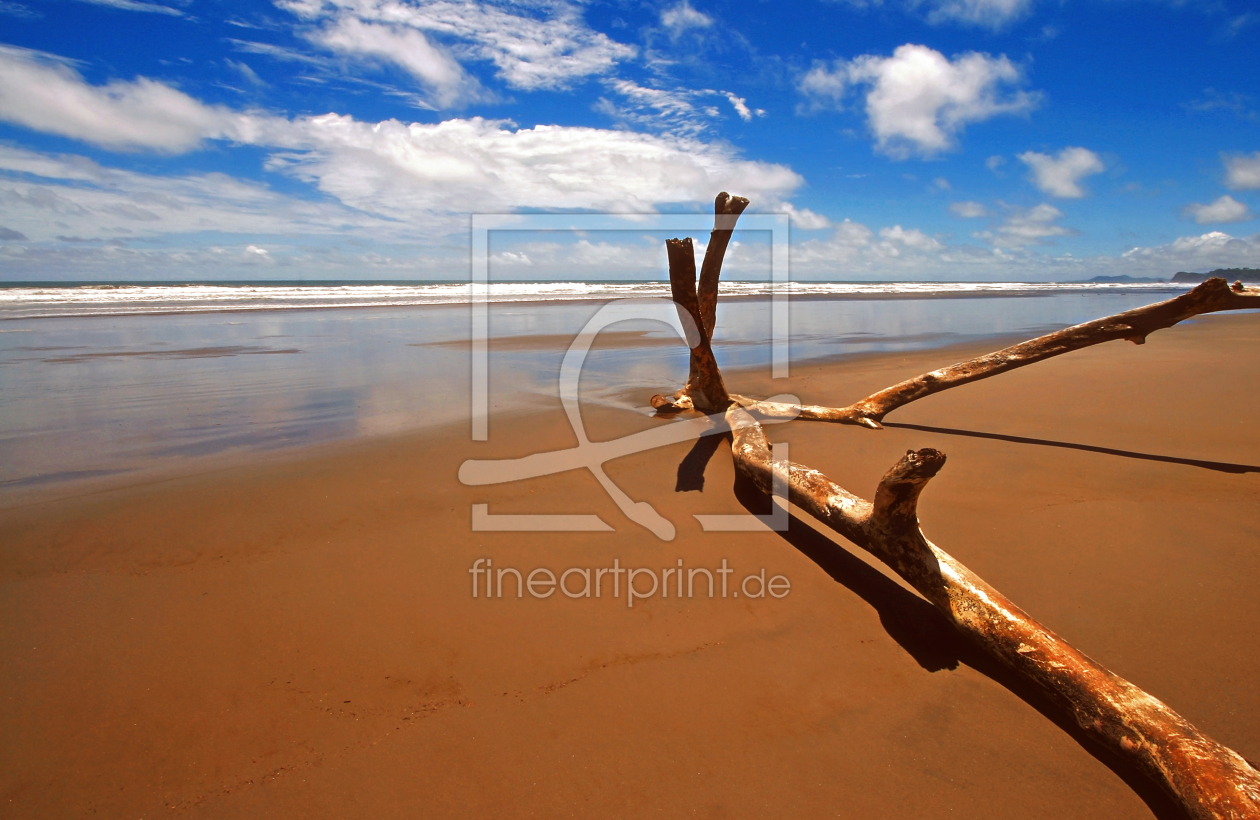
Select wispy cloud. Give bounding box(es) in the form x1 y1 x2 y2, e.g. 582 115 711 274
72 0 184 16
915 0 1033 30
0 1 38 18
0 45 249 152
308 16 484 107
1185 88 1258 121
279 0 636 94
596 80 762 134
660 1 712 36
950 200 988 217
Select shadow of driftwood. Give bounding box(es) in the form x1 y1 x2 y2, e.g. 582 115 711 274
722 469 1189 820
884 422 1260 474
675 432 726 492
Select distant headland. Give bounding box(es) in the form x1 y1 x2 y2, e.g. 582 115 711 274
1073 269 1260 284
1169 268 1260 283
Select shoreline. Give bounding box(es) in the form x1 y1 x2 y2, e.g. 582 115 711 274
1 310 1248 510
0 284 1199 322
0 326 1092 509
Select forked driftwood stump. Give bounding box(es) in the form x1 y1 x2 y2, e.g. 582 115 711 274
651 193 1260 819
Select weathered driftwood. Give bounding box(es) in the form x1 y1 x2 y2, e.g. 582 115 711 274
732 277 1260 427
651 192 748 414
654 193 1260 819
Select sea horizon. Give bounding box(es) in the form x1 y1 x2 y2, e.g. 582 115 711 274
0 278 1195 321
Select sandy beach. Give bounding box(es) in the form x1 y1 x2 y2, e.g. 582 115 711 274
1 310 1258 819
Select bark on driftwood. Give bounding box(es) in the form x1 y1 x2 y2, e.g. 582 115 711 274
654 193 1260 819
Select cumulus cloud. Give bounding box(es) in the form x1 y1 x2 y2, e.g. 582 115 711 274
0 45 801 223
918 0 1032 30
949 200 989 217
310 17 482 107
0 45 252 151
280 0 636 92
800 44 1039 158
1182 194 1253 224
661 1 712 36
1121 230 1260 273
880 224 944 252
780 203 830 229
974 203 1072 247
1224 151 1260 190
798 62 848 110
790 216 1013 279
0 145 402 241
262 115 803 220
1018 146 1104 198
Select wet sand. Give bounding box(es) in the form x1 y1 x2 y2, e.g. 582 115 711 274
1 312 1258 819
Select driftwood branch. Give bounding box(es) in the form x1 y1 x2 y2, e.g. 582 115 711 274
655 194 1260 818
736 278 1260 428
651 192 748 414
727 410 1260 819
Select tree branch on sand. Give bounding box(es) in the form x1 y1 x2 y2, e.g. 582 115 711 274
651 192 1260 819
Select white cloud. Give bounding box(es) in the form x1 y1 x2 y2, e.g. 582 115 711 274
985 154 1005 171
596 79 710 135
1121 230 1260 274
661 1 712 35
975 203 1072 248
880 224 944 251
281 0 636 92
0 45 254 152
791 216 1009 278
0 145 402 241
225 59 267 88
262 114 804 220
950 200 989 217
799 62 848 110
780 203 830 229
723 92 753 122
918 0 1032 30
1224 152 1260 190
1183 194 1253 224
73 0 183 15
310 17 481 107
1018 146 1104 198
596 81 757 134
800 44 1039 158
0 45 800 224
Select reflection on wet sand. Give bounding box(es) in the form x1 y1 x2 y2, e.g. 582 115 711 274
0 291 1186 500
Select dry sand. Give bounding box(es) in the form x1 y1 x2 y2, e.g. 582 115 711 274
2 312 1258 819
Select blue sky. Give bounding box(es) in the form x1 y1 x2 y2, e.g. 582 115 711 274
0 0 1257 280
